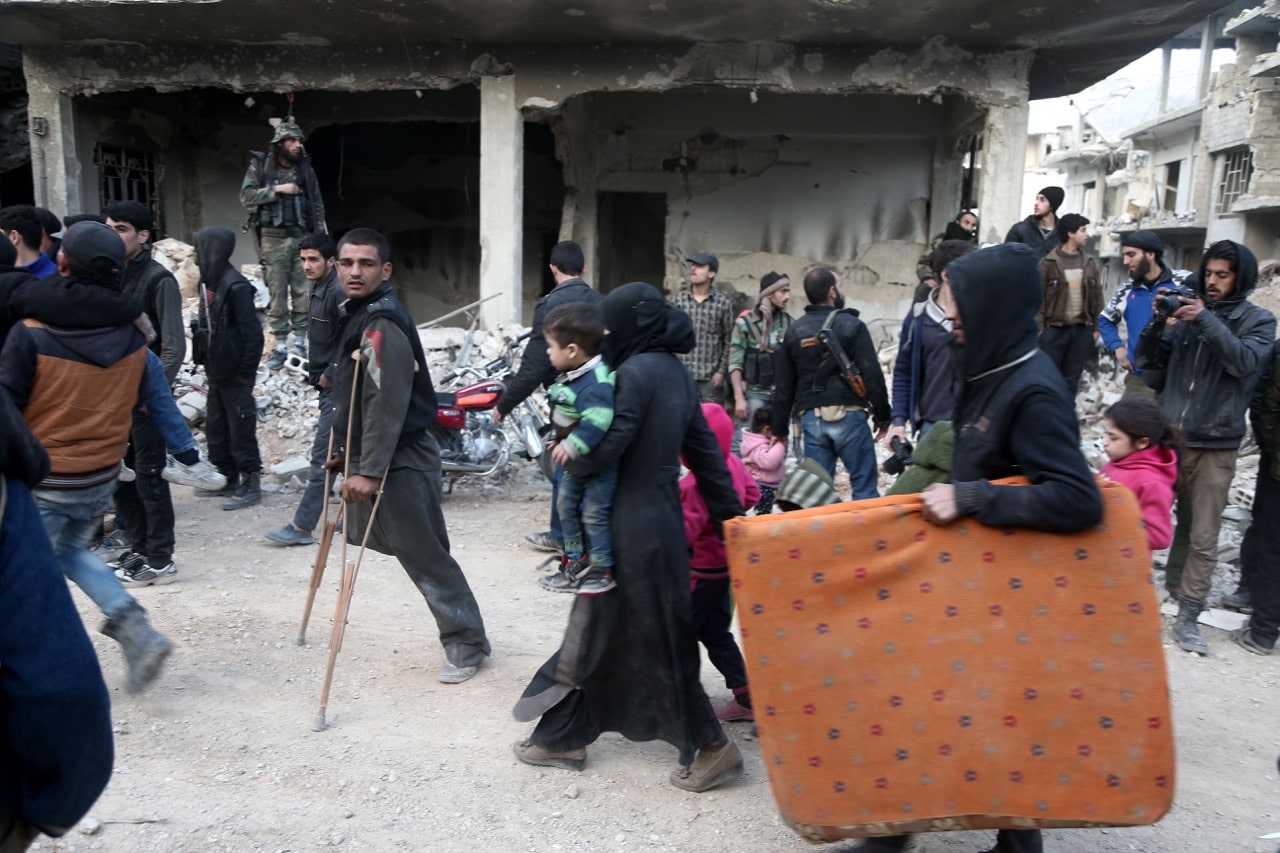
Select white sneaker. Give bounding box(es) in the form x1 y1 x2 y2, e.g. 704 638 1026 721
118 464 137 482
163 456 228 490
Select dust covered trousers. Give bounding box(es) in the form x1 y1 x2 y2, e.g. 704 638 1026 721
333 292 490 668
344 445 490 668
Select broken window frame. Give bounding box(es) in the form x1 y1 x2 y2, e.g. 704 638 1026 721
1215 147 1252 216
94 142 165 238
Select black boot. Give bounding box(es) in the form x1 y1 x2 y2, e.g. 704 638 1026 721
223 472 262 511
1172 597 1209 655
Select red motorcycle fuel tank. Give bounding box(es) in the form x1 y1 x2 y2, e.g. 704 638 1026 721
453 379 505 410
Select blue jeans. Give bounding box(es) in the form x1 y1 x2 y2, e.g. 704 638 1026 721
35 480 135 620
547 462 564 545
556 461 618 568
801 408 879 500
141 350 195 455
293 388 334 532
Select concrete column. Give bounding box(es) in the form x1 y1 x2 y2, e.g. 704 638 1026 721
479 76 523 329
1158 45 1173 115
977 99 1031 245
22 52 80 215
557 95 598 285
928 135 964 238
1198 18 1215 101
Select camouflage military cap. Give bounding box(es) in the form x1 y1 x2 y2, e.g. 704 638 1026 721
271 122 305 144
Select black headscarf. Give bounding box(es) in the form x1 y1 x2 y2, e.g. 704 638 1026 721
602 281 695 365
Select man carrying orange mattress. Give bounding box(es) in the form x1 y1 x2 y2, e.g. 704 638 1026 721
855 242 1104 853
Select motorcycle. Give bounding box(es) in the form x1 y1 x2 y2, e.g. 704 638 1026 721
432 333 553 485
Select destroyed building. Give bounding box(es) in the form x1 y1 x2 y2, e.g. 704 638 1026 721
1047 1 1280 283
0 1 1236 328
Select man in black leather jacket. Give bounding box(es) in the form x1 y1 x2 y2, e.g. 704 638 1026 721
1135 239 1276 655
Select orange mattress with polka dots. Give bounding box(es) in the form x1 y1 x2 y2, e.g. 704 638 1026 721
723 478 1174 843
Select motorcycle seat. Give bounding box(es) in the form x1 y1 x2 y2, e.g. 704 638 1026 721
436 392 457 407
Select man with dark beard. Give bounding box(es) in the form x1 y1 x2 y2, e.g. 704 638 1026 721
1097 231 1190 399
852 243 1104 853
240 121 326 370
771 267 890 499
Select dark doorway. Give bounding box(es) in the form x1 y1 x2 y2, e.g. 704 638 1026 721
307 119 480 321
596 191 665 294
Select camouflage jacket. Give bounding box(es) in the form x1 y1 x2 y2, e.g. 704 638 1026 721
239 151 325 234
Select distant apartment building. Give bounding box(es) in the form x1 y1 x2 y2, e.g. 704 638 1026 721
1046 1 1280 286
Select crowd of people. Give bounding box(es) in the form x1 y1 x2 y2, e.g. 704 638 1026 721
1 121 1276 851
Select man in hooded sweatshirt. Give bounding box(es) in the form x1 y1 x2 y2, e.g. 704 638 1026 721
1135 240 1275 655
1004 187 1064 258
853 243 1104 853
0 221 174 695
190 227 265 511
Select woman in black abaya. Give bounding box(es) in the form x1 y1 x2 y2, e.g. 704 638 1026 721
512 282 745 792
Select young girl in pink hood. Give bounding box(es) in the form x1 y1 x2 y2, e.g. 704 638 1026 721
740 405 786 514
681 403 760 722
1100 397 1181 552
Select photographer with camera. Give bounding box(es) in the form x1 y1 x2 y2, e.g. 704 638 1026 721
1135 239 1275 655
1098 230 1191 399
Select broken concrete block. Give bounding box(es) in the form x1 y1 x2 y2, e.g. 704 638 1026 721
1199 607 1248 632
270 457 311 478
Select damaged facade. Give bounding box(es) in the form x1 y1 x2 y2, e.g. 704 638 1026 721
1049 1 1280 283
0 0 1235 328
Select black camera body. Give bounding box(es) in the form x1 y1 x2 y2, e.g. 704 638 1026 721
1154 282 1198 316
882 435 914 476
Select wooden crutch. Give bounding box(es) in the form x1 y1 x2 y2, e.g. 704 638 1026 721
295 422 342 646
311 348 389 731
311 468 388 732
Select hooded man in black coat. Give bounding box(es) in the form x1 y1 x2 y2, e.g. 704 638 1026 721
191 227 264 510
856 244 1104 853
513 282 746 794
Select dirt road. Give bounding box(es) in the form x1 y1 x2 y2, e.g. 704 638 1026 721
36 476 1280 853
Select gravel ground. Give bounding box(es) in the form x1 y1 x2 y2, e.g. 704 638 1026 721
31 470 1280 853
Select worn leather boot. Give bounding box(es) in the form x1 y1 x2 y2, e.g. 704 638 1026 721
100 602 173 693
1172 597 1209 655
223 472 261 511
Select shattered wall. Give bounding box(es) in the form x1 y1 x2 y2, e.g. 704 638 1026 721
583 90 943 318
21 38 1029 328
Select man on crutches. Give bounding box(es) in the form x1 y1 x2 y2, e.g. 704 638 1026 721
328 228 490 686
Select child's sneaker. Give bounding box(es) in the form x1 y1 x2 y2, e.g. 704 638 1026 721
538 554 588 593
576 566 616 596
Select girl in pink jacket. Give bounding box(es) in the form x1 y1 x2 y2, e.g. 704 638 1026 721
1100 397 1181 552
681 403 760 722
739 406 786 514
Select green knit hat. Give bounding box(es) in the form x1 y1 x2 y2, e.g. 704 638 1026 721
775 459 841 511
